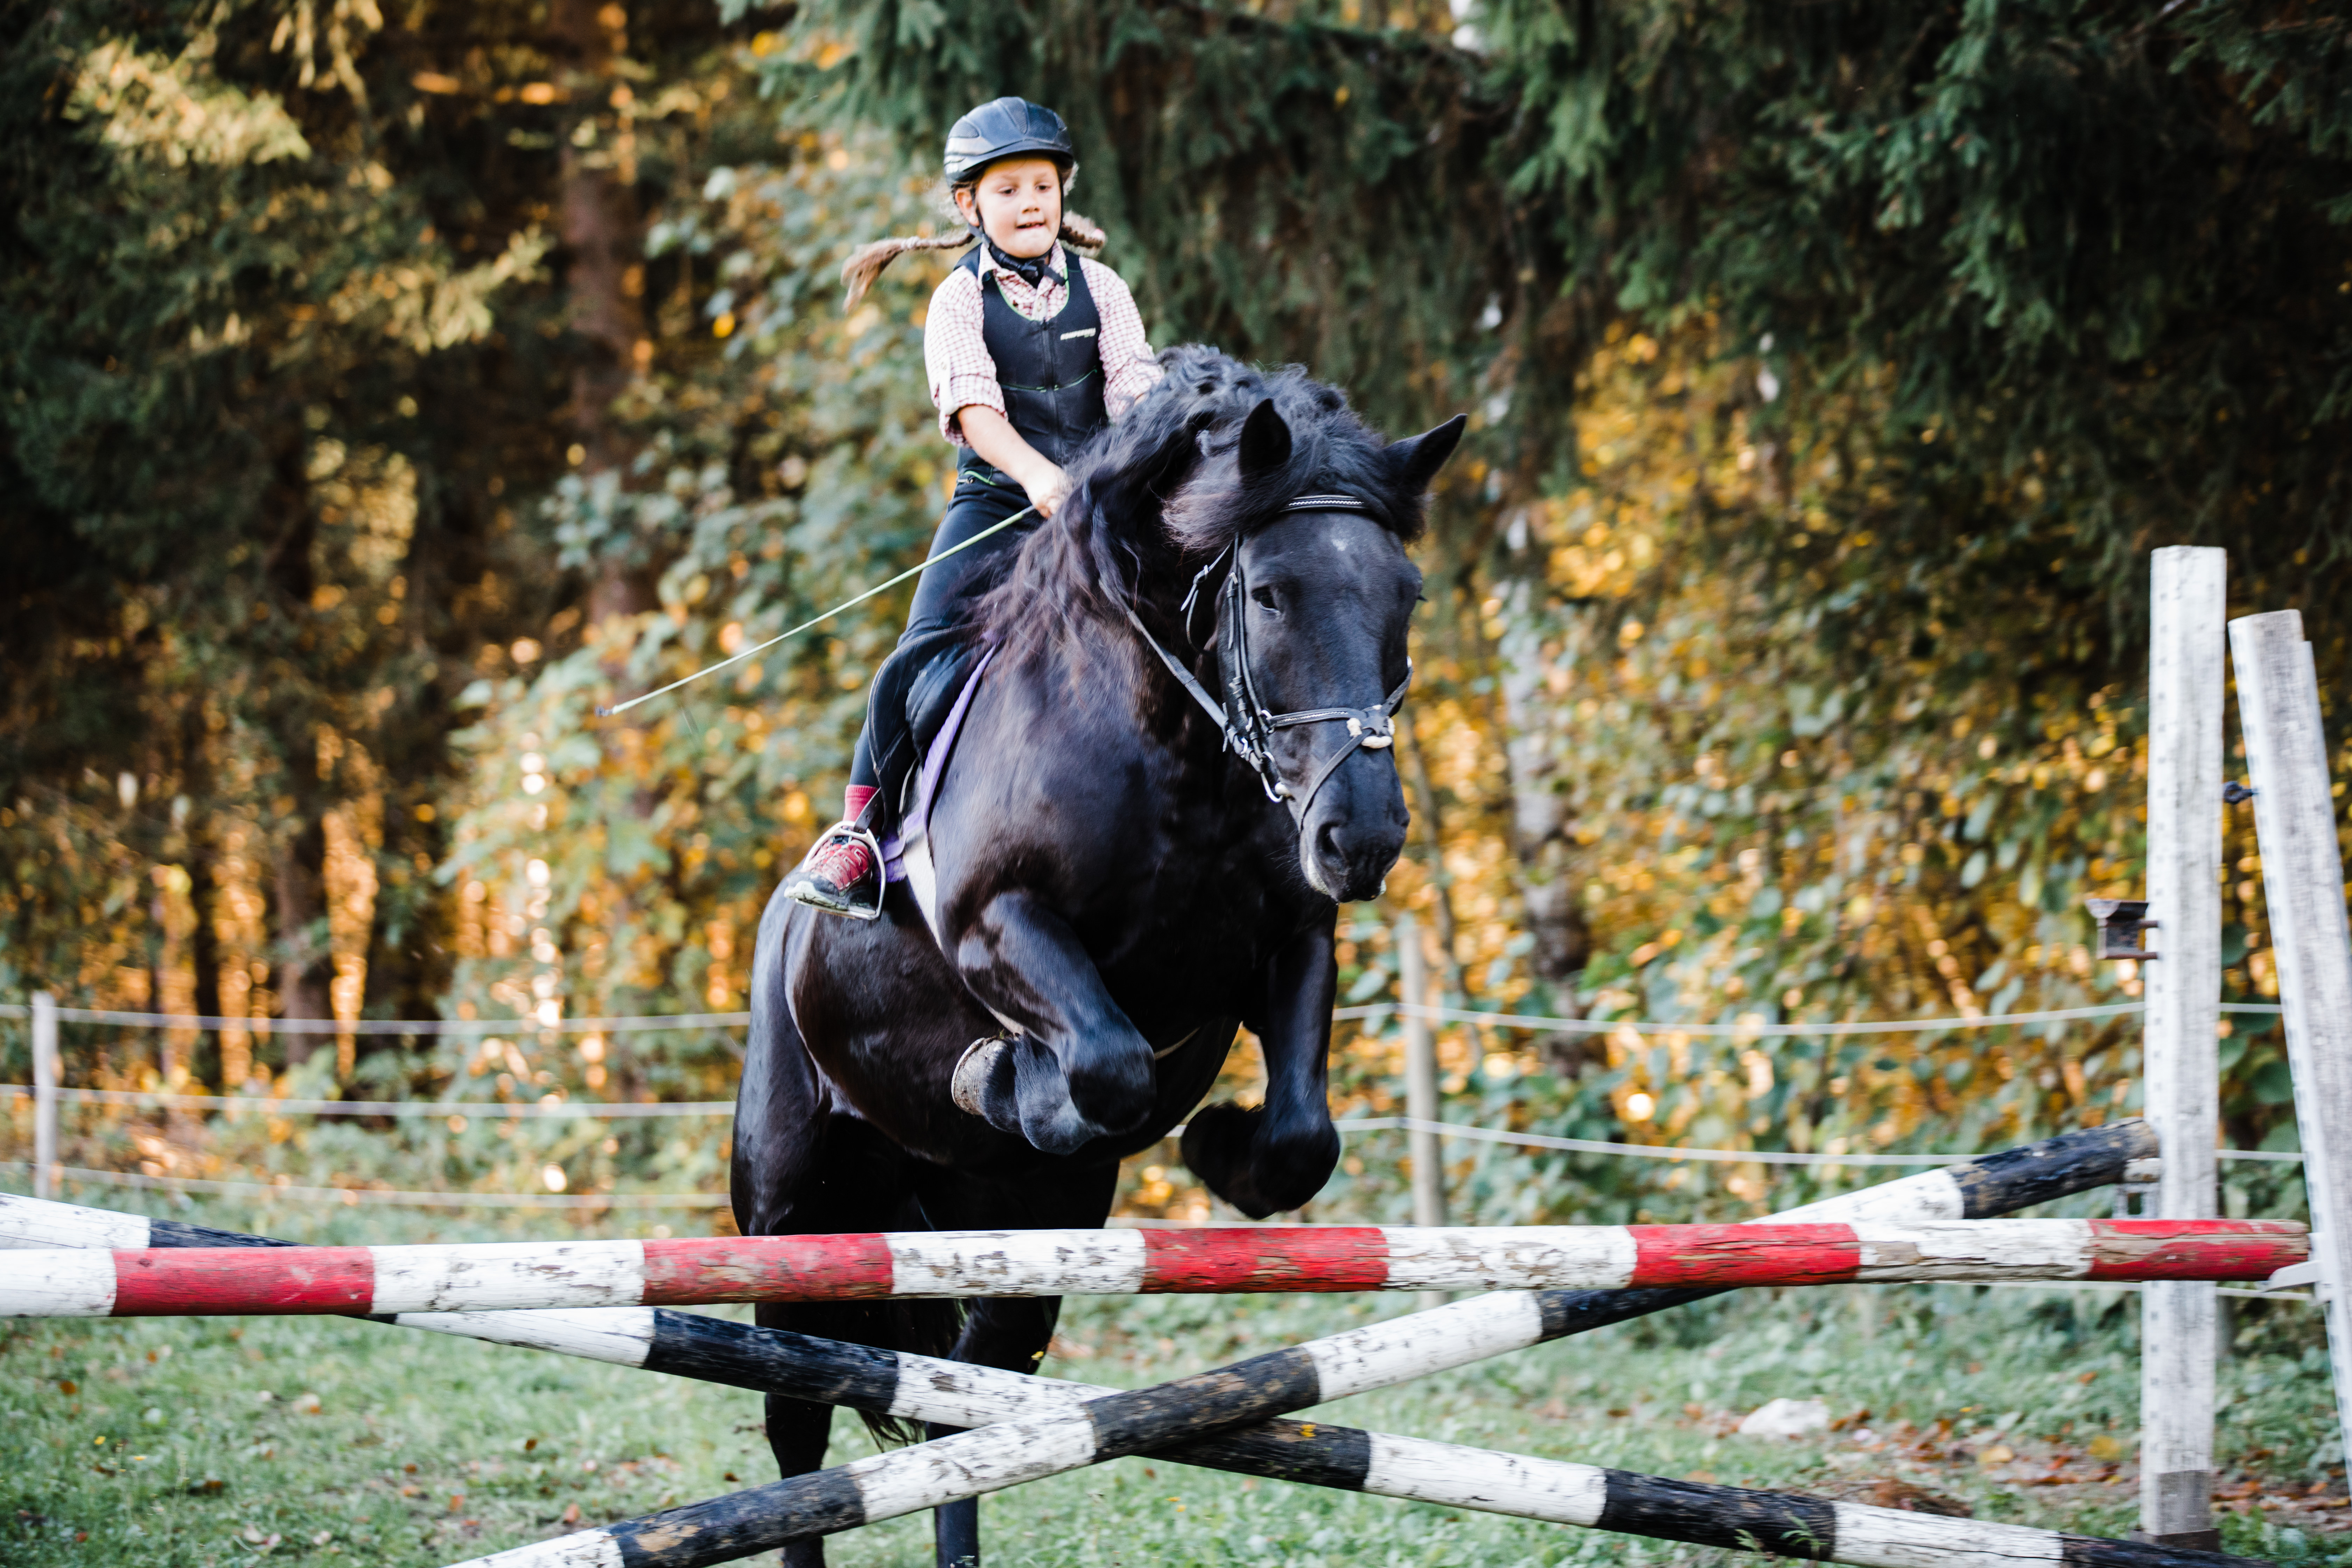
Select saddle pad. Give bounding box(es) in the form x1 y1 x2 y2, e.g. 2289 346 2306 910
888 644 998 942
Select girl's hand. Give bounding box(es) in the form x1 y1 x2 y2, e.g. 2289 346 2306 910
953 405 1066 516
1021 461 1069 519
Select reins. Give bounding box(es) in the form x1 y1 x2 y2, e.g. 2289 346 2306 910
1125 492 1410 827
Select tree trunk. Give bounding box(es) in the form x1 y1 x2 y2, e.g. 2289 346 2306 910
1489 249 1596 1073
1399 713 1471 1002
273 817 331 1065
257 430 333 1068
1495 533 1593 980
551 0 656 629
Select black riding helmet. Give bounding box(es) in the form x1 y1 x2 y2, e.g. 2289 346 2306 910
943 97 1075 184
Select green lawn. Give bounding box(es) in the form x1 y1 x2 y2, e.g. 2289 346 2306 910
1 1203 2345 1566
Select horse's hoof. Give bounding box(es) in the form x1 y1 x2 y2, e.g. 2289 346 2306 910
951 1036 1015 1118
1180 1101 1339 1219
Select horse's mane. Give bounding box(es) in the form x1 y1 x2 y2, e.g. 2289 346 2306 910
967 346 1428 667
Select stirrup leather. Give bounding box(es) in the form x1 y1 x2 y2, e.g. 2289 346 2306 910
782 822 886 921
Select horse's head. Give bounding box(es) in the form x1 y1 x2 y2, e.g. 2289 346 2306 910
1157 360 1465 902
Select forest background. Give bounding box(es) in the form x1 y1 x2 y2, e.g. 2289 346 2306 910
2 0 2345 1230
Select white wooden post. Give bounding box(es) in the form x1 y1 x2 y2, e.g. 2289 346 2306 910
2229 609 2352 1478
2138 548 2226 1548
32 991 58 1202
1397 915 1447 1229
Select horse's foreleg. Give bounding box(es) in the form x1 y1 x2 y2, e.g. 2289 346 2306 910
1181 916 1343 1218
951 889 1156 1155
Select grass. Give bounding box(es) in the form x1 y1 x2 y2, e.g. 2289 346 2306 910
1 1198 2346 1567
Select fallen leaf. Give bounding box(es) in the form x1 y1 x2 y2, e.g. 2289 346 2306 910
1860 1479 1971 1517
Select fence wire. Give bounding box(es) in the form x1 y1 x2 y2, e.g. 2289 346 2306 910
1 996 2304 1203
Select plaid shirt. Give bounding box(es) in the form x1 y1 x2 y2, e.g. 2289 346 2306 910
925 241 1161 447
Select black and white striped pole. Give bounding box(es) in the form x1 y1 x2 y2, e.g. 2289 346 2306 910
437 1274 2256 1568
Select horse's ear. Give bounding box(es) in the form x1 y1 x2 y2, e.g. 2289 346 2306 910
1236 397 1292 484
1387 414 1468 493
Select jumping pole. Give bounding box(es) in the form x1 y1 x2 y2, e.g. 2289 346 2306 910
0 1217 2304 1318
435 1275 2268 1568
0 1121 2167 1405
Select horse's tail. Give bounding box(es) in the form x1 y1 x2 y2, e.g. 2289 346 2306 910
850 1295 968 1446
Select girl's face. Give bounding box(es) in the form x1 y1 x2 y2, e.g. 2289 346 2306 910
955 156 1065 260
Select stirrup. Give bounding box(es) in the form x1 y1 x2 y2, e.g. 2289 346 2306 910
781 822 885 921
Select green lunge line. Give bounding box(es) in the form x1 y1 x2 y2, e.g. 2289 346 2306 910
595 503 1037 718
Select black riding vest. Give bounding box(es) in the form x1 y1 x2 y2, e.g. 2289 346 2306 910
956 245 1107 483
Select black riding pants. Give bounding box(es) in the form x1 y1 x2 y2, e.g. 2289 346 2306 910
847 477 1038 804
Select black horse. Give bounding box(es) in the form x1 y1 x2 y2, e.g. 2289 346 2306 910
731 346 1463 1567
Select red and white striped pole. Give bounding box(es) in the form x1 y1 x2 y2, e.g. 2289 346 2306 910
0 1218 2306 1319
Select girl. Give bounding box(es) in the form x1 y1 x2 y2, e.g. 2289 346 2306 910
782 97 1163 918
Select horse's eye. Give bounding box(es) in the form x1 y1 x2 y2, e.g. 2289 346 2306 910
1251 586 1281 616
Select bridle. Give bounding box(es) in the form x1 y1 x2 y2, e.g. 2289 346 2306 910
1124 493 1411 827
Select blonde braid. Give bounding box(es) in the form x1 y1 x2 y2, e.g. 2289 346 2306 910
839 208 1108 314
839 231 976 313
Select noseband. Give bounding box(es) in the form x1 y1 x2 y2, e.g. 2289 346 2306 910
1125 493 1411 827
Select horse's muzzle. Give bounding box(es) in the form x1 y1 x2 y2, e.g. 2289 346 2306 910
1301 792 1408 903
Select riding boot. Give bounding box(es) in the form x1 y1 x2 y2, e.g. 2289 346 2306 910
780 815 885 919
